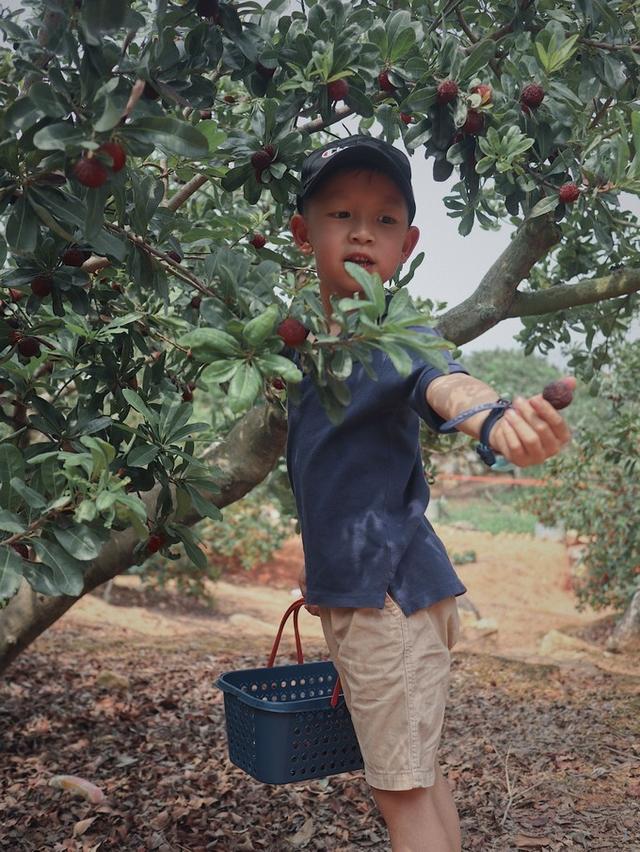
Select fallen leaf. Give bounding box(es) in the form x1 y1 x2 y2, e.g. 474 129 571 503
73 816 97 837
49 775 105 804
515 835 552 849
291 816 314 848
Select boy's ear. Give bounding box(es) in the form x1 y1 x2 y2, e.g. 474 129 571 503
400 225 420 263
290 212 313 254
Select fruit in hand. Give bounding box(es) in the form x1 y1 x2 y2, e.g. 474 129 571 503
327 79 349 101
558 182 580 204
542 380 574 410
98 141 126 172
30 275 53 298
437 80 459 104
73 156 109 188
277 318 308 347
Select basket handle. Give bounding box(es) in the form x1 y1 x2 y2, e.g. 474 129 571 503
267 598 343 709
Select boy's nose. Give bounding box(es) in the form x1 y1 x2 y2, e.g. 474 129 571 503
349 222 374 242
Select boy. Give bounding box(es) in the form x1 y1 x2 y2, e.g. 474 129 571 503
287 135 573 852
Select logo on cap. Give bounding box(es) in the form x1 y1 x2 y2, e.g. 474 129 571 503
320 145 348 159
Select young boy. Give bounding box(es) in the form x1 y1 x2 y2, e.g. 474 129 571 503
287 135 574 852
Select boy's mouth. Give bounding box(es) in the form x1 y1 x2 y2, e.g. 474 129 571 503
345 254 375 268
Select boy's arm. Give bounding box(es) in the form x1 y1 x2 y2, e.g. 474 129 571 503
426 372 574 468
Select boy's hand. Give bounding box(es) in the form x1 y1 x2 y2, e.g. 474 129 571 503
489 377 576 468
298 566 320 616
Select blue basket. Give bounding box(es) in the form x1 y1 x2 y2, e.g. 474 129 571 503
216 599 363 785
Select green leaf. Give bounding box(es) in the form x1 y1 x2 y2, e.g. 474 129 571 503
201 360 241 384
183 484 222 521
10 477 47 509
28 82 69 118
32 122 85 151
242 304 280 347
173 525 207 570
377 341 414 376
79 0 129 45
528 195 560 218
52 524 107 561
460 39 496 81
5 197 38 253
94 97 123 133
228 362 262 411
178 328 242 358
196 119 227 152
125 118 208 158
121 389 159 426
127 443 160 467
344 262 386 315
0 546 22 599
0 511 25 534
255 354 303 383
28 540 87 596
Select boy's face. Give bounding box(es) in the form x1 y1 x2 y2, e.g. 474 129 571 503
290 168 420 313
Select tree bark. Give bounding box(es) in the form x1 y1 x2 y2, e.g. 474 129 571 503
0 403 287 674
606 588 640 653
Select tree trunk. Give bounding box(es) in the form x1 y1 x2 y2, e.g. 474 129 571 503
0 403 287 675
606 589 640 653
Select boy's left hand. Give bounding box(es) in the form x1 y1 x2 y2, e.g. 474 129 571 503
488 377 576 468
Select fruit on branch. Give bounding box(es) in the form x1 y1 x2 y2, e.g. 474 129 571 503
182 387 193 402
277 318 308 347
256 62 276 79
437 80 459 104
62 247 91 266
272 378 285 391
73 155 109 188
250 233 266 249
471 83 492 105
558 182 580 204
98 141 127 172
251 145 276 179
9 288 24 302
542 380 574 410
17 337 41 359
30 275 53 298
378 70 395 93
147 532 166 554
190 296 202 309
520 83 545 111
462 110 484 135
327 79 349 102
400 112 414 125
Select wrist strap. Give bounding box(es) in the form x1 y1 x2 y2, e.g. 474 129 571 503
439 398 512 467
439 399 511 434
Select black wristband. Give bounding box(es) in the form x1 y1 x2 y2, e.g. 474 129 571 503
476 399 512 466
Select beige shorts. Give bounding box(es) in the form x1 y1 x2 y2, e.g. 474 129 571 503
318 594 460 791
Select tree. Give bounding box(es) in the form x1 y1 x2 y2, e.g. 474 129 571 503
1 0 639 673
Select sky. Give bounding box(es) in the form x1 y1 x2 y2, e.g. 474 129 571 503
1 1 638 363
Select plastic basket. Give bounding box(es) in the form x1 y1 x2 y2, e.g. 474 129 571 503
216 598 363 785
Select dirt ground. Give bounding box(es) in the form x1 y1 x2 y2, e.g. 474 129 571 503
2 525 639 852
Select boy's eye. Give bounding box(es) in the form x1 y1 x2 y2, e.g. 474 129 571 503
331 211 350 218
380 215 396 224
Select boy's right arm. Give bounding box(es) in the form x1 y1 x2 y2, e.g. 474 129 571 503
298 565 320 616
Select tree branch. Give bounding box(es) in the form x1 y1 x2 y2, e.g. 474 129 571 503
0 402 287 674
436 214 562 345
507 267 640 317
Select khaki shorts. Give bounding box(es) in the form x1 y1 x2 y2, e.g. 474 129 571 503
318 594 460 791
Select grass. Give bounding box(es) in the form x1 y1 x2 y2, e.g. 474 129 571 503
436 490 539 536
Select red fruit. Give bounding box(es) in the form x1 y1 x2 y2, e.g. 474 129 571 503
256 62 276 79
251 145 276 176
17 337 41 358
520 83 545 110
73 156 109 188
182 387 193 402
167 250 182 263
272 378 285 391
378 70 395 93
190 295 202 309
62 247 91 266
30 275 53 298
10 542 29 559
542 380 574 410
471 83 492 105
98 141 127 172
437 79 459 104
147 532 166 554
558 182 580 204
400 112 414 125
327 79 349 102
9 288 24 302
250 233 266 249
462 110 484 135
224 94 236 104
277 318 307 347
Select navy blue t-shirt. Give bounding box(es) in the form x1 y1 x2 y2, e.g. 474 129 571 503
286 328 469 616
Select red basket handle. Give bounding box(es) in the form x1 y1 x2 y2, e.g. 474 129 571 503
267 597 342 709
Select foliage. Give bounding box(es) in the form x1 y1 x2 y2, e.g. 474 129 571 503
522 339 640 612
0 0 638 604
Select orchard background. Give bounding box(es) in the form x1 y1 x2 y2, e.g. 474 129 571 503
0 0 639 674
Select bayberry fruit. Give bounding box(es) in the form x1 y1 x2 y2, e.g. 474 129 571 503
400 112 414 125
73 156 108 188
251 145 276 176
272 378 285 391
147 532 166 554
98 141 126 172
9 288 24 302
437 80 459 104
462 110 484 135
277 318 307 347
558 182 580 204
167 250 182 263
62 247 91 267
17 337 41 358
542 380 573 410
327 79 349 101
190 295 202 309
256 62 276 79
223 94 236 104
250 233 266 249
10 542 29 559
30 275 53 298
378 70 395 93
182 387 193 402
471 83 492 105
520 83 545 110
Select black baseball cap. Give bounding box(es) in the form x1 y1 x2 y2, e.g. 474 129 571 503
296 135 416 224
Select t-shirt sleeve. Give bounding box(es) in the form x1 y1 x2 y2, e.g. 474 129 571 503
406 327 469 432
